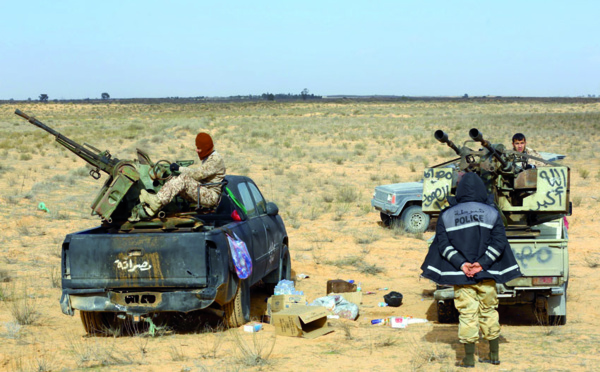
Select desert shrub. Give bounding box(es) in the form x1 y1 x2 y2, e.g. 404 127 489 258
336 186 358 203
9 285 39 325
230 330 276 367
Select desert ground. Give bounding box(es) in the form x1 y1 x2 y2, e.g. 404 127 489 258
0 100 599 371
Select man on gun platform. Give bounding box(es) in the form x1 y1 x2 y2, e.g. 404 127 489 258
129 132 226 222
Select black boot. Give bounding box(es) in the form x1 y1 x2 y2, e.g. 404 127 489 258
460 343 475 368
479 338 500 365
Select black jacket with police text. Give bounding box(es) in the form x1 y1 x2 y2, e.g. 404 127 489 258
420 173 522 285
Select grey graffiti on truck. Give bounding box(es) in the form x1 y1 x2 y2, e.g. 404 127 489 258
514 245 553 269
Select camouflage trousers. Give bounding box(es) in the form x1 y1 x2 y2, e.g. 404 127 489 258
156 172 219 208
454 279 500 344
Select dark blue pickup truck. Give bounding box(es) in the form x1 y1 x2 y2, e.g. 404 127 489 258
60 175 290 333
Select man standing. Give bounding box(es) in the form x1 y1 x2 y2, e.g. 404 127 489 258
129 132 226 222
512 133 545 168
421 172 521 368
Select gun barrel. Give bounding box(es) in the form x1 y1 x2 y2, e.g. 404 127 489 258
434 130 461 155
15 109 61 137
469 128 508 168
14 109 118 174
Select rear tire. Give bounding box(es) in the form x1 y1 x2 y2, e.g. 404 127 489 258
437 300 459 323
549 315 567 325
223 280 250 328
80 311 105 335
80 311 145 336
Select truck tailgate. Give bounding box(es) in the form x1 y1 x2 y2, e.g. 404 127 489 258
510 239 567 277
64 232 208 289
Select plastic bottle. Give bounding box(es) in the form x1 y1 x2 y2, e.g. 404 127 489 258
371 318 389 325
378 302 389 307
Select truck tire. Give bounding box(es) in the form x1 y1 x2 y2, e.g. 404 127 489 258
549 315 566 325
380 212 392 226
399 205 430 234
437 300 459 323
80 311 105 335
280 247 291 281
224 280 250 328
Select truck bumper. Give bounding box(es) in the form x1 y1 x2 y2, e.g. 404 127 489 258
61 287 218 316
433 282 567 316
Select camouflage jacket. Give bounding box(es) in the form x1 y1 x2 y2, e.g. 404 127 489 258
180 150 226 193
524 147 545 168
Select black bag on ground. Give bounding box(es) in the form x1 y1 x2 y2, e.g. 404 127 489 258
384 291 403 307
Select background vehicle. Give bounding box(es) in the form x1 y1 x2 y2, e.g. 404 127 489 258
371 152 564 234
16 110 290 333
424 129 570 325
371 181 431 233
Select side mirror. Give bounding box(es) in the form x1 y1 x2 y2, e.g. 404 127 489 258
266 202 279 216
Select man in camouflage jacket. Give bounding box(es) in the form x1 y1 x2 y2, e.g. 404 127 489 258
130 132 226 221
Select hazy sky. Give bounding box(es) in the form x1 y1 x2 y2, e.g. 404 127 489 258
2 1 599 100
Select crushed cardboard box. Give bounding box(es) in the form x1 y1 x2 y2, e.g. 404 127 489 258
271 305 333 338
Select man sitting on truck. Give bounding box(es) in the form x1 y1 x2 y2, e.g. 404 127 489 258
129 132 226 222
512 133 545 168
420 172 521 368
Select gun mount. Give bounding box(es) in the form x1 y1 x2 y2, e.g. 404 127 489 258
425 128 570 229
15 110 194 225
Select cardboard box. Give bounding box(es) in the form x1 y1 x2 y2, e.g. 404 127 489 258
329 291 363 306
267 294 307 318
271 305 333 338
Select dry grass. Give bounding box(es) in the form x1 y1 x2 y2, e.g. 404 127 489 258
229 330 276 367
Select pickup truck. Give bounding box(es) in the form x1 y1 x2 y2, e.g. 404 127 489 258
371 152 565 234
60 175 291 334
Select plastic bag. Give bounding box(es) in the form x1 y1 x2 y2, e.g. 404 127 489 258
310 295 359 320
273 279 303 295
226 231 252 279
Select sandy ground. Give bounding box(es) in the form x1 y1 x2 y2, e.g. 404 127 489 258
0 101 600 371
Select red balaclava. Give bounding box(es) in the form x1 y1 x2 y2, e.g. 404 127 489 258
195 132 214 160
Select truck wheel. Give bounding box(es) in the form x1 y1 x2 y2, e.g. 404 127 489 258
224 280 250 328
380 212 392 226
549 315 566 325
437 300 459 323
399 205 430 234
280 247 291 281
80 311 105 335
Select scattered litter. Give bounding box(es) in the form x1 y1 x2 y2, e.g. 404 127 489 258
370 316 428 328
377 287 388 291
297 273 310 279
243 322 263 333
274 279 303 295
310 294 359 320
38 202 50 213
326 314 339 319
327 279 357 294
364 291 377 295
378 302 389 307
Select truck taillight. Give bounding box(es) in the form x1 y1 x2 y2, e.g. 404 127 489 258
532 277 558 286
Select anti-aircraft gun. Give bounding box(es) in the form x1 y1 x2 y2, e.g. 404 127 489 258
14 109 194 230
424 128 571 325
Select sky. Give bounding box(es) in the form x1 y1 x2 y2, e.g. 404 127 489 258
1 0 599 100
